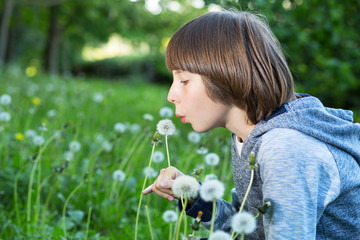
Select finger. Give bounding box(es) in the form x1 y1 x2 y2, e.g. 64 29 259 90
151 186 175 201
142 184 153 195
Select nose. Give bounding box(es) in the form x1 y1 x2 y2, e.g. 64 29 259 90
167 83 179 104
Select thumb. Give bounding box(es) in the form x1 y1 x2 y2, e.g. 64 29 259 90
142 184 153 195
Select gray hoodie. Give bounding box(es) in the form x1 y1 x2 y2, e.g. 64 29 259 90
184 96 360 239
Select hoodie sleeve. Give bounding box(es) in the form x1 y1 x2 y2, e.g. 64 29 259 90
257 128 340 240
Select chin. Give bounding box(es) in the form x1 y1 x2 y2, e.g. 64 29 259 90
191 124 213 133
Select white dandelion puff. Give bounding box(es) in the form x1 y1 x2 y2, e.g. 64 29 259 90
101 140 113 152
64 151 74 161
143 113 154 121
197 146 208 155
143 167 158 178
130 123 141 133
172 175 200 200
114 122 126 133
0 94 12 105
47 109 57 118
112 170 126 182
204 173 218 182
25 129 37 138
33 135 45 146
159 106 173 118
69 140 81 152
38 123 47 132
162 210 178 223
200 179 224 202
156 119 176 136
152 151 165 163
205 153 220 166
92 92 104 103
187 131 201 143
209 231 232 240
0 111 11 122
231 212 256 234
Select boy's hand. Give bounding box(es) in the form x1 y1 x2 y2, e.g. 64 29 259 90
142 166 184 201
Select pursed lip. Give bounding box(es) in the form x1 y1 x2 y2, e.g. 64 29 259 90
176 114 187 123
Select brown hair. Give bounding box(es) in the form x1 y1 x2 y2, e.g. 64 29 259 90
165 11 296 124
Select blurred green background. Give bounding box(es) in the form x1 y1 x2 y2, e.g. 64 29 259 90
1 0 359 109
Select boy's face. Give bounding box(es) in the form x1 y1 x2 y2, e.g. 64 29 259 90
167 70 231 133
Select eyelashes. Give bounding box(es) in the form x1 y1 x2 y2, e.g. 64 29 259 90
180 80 189 85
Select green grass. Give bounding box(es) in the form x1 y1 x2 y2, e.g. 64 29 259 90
0 71 232 239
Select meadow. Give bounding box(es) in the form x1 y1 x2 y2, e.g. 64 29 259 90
0 68 233 240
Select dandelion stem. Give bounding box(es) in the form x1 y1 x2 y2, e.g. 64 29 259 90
239 169 254 213
84 207 92 240
169 223 173 240
175 197 188 240
14 164 28 226
165 134 172 179
134 143 156 240
145 205 154 240
62 178 85 239
209 199 217 235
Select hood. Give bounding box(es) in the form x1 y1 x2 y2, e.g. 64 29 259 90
247 96 360 165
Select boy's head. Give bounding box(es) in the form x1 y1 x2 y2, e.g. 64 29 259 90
166 11 296 124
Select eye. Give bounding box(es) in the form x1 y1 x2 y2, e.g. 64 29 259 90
180 80 189 85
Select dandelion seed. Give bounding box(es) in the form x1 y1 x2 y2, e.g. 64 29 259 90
200 179 224 202
152 151 165 163
112 170 126 182
25 129 37 138
162 210 178 223
209 231 232 240
0 94 11 105
15 133 24 140
143 167 157 178
0 111 11 122
231 212 256 234
32 97 41 106
197 146 208 155
92 92 104 103
114 122 126 133
156 119 176 136
187 131 201 143
33 135 45 146
69 140 81 152
159 106 173 118
205 153 220 166
204 173 218 182
172 175 200 200
143 113 154 121
47 109 57 118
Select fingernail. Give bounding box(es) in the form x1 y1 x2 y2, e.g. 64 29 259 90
168 196 174 201
160 182 167 187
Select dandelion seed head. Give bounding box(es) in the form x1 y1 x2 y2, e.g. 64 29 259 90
92 92 104 103
143 167 158 178
112 170 126 181
231 212 256 234
187 131 201 143
156 119 176 136
162 210 178 223
102 140 113 152
0 94 12 105
143 113 154 121
204 173 218 182
172 175 200 200
209 231 232 240
159 106 173 118
197 146 208 155
33 135 45 146
152 151 165 163
25 129 37 138
130 123 141 133
205 153 220 166
69 140 81 152
38 123 48 132
200 179 224 202
114 122 126 133
64 151 74 161
47 109 57 118
0 111 11 122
